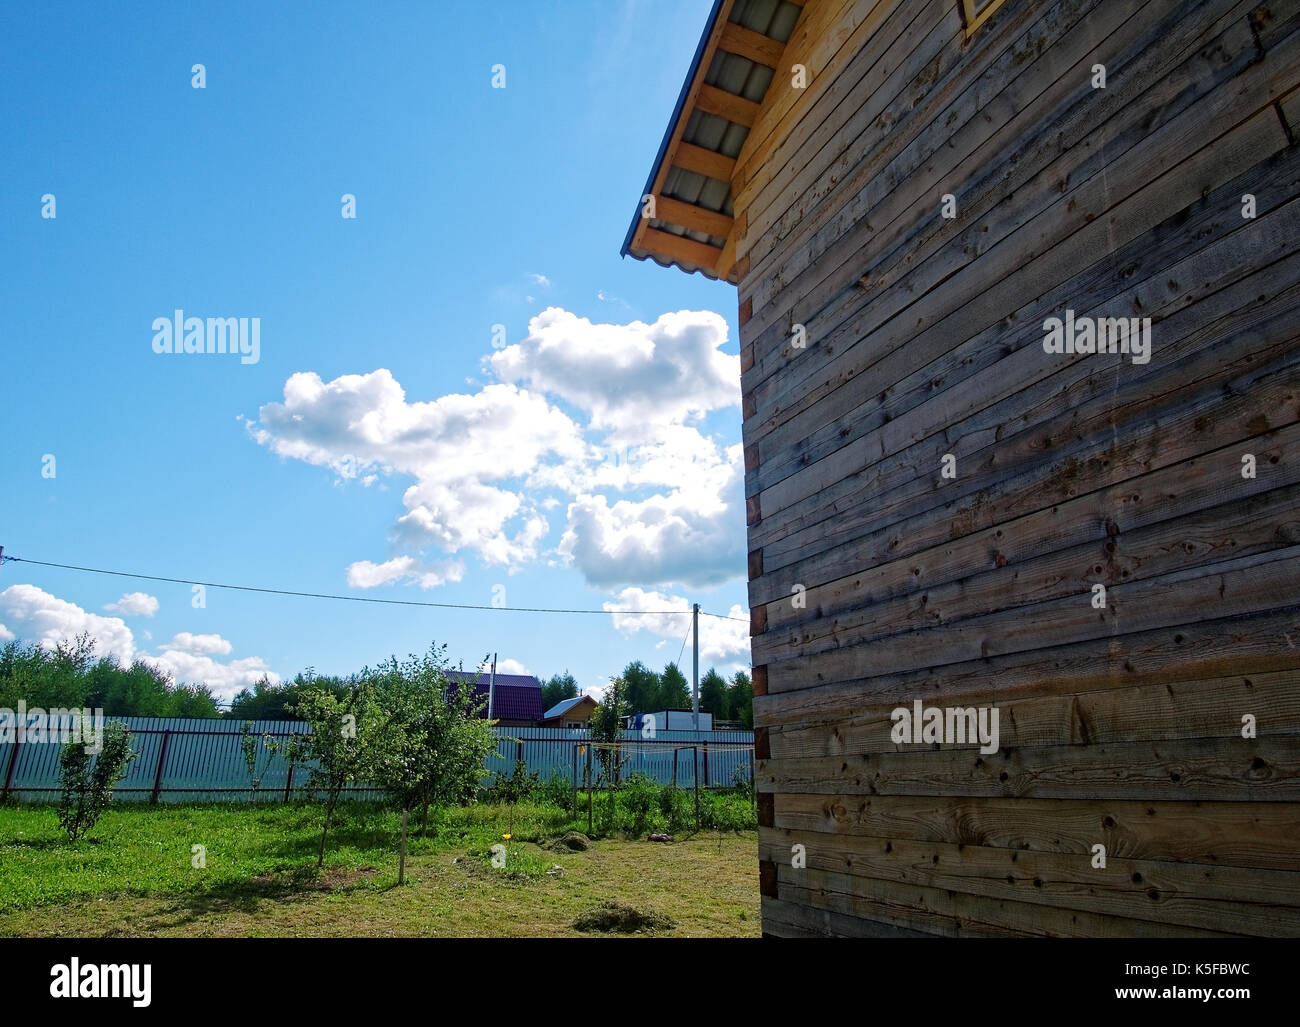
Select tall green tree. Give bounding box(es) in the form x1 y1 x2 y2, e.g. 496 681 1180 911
658 662 690 709
699 668 731 720
290 680 378 867
540 670 578 711
728 671 754 728
620 660 660 714
228 670 353 721
364 643 498 881
589 676 630 787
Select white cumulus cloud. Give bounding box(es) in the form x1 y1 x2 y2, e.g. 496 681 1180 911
249 308 746 592
494 657 532 676
604 587 750 664
104 592 160 617
489 307 738 442
346 556 465 590
165 632 233 656
0 584 279 702
145 648 279 701
0 584 136 664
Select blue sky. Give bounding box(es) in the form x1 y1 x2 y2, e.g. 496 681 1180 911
0 0 750 704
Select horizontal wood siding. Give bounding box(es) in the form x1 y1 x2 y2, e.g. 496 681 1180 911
739 0 1300 937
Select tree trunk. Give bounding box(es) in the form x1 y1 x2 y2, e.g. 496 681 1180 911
398 808 409 885
317 793 336 868
421 802 430 837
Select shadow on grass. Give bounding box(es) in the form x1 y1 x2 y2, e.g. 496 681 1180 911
135 864 380 933
1 836 102 850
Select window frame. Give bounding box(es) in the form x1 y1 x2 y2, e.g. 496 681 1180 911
961 0 1012 36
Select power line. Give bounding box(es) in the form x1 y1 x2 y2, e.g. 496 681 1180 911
675 616 693 668
0 553 750 623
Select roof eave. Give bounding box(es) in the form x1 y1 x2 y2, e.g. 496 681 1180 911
619 0 729 262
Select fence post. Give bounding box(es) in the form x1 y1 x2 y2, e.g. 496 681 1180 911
150 730 172 804
586 744 593 835
671 748 678 794
702 740 710 788
692 746 701 831
571 744 578 820
1 734 21 801
283 755 295 803
516 738 524 765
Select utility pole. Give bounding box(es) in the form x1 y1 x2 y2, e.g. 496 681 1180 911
692 603 699 731
487 653 497 721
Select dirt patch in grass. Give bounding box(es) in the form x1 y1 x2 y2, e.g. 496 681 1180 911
548 831 592 852
253 866 378 892
574 901 675 933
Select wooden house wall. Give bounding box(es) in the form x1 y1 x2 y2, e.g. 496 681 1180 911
738 0 1300 936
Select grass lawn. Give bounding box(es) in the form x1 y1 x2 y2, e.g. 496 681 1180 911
0 801 760 937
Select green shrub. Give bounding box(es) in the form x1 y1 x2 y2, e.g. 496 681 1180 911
658 784 692 833
622 773 658 835
731 763 754 801
539 771 574 813
482 759 542 804
57 720 136 842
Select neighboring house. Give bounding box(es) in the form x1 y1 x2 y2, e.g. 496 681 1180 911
626 710 714 733
444 671 543 727
625 1 1300 937
539 695 600 728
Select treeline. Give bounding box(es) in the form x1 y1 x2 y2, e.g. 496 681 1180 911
542 661 753 727
0 636 221 718
0 634 755 728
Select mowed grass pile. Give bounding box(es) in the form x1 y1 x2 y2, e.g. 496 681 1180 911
0 798 759 937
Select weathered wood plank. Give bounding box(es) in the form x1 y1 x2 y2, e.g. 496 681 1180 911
768 670 1300 757
757 733 1300 802
762 895 938 936
738 8 1294 428
773 793 1300 871
774 867 1239 936
759 401 1300 633
757 604 1300 727
748 148 1300 513
745 97 1290 469
753 481 1300 668
764 547 1300 690
741 0 1264 348
754 335 1300 605
761 828 1300 934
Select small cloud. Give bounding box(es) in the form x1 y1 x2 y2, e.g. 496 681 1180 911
104 592 160 618
166 632 234 656
527 273 552 288
346 556 465 590
495 657 531 676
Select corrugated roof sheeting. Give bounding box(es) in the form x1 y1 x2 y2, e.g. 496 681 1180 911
622 0 804 279
732 0 802 41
